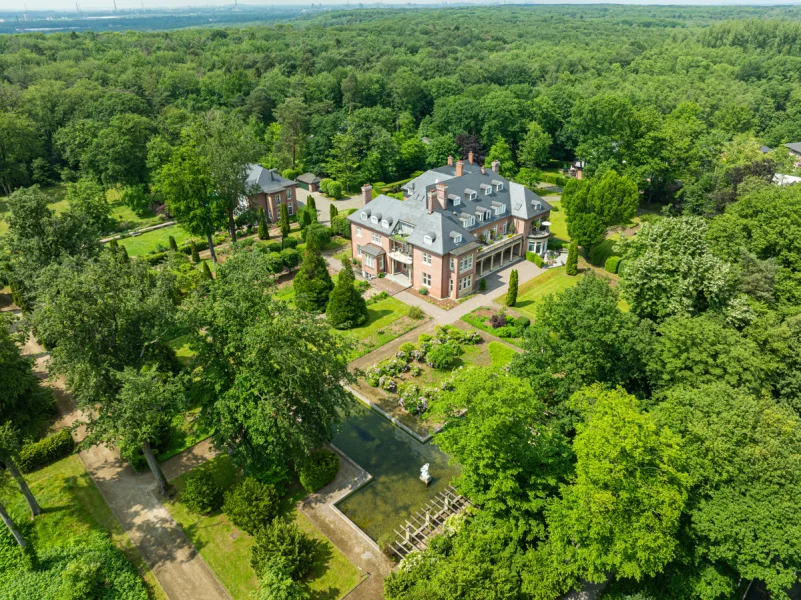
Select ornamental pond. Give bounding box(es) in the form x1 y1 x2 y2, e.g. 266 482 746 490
333 401 460 545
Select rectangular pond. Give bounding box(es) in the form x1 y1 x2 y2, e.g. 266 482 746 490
333 401 460 546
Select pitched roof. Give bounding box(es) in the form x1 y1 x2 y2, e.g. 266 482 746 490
349 165 551 256
296 172 321 184
785 142 801 155
246 164 295 194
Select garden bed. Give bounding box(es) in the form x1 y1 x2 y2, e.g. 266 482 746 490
164 455 361 600
404 287 459 310
351 325 502 437
460 307 531 348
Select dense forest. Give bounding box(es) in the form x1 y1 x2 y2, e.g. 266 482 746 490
2 5 801 600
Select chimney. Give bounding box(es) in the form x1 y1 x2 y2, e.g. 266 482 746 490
576 168 583 180
361 184 372 205
491 160 500 173
468 151 474 164
455 160 464 177
481 165 486 175
447 155 453 167
436 182 448 210
427 189 436 214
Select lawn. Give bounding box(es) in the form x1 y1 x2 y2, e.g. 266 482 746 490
489 341 518 367
5 455 165 600
500 267 582 319
118 225 197 257
546 199 569 243
159 408 213 462
341 295 426 360
165 455 361 600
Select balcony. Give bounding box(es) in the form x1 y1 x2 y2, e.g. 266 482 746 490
476 232 523 254
389 243 413 265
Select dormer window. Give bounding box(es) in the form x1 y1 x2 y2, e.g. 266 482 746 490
480 183 492 194
423 235 433 245
492 201 506 216
360 212 368 221
476 211 484 222
453 234 462 243
464 188 477 201
448 193 461 206
371 216 378 224
492 179 504 191
381 219 389 228
533 201 542 211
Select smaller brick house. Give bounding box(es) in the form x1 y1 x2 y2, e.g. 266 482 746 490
245 164 298 221
785 143 801 169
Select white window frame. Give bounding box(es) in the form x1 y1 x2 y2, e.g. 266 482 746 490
287 188 292 199
275 194 282 204
372 232 382 244
361 212 368 221
422 252 432 265
357 245 363 256
459 255 473 271
502 222 508 234
382 219 389 228
494 182 504 191
287 203 294 216
449 278 453 294
494 205 505 216
459 274 473 291
449 257 455 271
423 235 433 245
364 255 376 268
371 215 379 224
453 234 462 243
422 272 432 286
477 212 484 222
356 226 362 238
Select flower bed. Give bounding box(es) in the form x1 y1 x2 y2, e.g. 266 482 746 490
461 307 530 348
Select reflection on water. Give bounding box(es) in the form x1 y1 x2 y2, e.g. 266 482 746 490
333 402 460 543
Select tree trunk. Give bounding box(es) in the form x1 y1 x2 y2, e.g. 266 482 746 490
142 441 168 497
206 231 218 265
227 211 237 243
5 457 41 518
0 502 27 548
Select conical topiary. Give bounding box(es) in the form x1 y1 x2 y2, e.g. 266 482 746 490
190 240 200 264
566 240 578 276
293 234 334 313
326 259 368 329
279 203 291 239
505 269 518 306
169 235 178 252
258 208 270 240
120 245 129 263
202 261 213 280
329 203 338 223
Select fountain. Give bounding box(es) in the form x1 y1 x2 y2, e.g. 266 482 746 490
420 463 431 486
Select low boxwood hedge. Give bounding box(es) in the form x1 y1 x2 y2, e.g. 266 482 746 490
605 255 622 274
18 429 75 473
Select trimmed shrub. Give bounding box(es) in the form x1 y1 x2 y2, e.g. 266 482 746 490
222 477 280 535
303 224 332 247
298 448 340 493
280 248 299 269
398 342 417 355
515 316 531 328
489 314 506 329
168 235 178 252
17 429 74 473
319 178 332 195
258 209 270 240
266 241 283 253
407 306 425 319
588 239 618 267
419 287 428 296
282 167 301 181
282 237 299 250
426 342 464 370
616 258 628 277
605 255 623 274
505 269 518 307
566 240 578 276
328 181 343 200
478 278 487 291
142 251 168 266
265 252 285 274
331 215 351 238
326 260 368 329
190 240 200 264
202 261 213 280
526 251 544 267
181 471 223 515
251 518 316 580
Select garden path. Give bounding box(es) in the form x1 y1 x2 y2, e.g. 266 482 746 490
21 336 232 600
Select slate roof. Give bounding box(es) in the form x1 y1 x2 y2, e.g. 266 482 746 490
785 142 801 155
246 164 296 194
350 165 551 256
296 172 321 184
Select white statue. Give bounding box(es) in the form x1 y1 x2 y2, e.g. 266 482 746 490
420 463 431 485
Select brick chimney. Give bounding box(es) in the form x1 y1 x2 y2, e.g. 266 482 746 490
491 160 500 173
447 155 453 166
468 151 474 164
427 188 436 214
455 160 464 177
436 182 448 210
361 184 372 205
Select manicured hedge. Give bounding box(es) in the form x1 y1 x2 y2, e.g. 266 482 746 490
539 173 569 187
526 251 544 267
17 429 75 473
605 255 623 274
331 215 351 238
298 449 340 493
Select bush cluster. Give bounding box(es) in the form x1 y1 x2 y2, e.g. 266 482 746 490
17 429 75 473
222 477 280 535
298 449 340 493
526 251 545 267
251 518 316 580
331 215 351 238
181 471 223 515
492 314 531 339
605 255 623 274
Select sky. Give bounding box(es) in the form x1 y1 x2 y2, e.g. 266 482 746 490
5 0 801 14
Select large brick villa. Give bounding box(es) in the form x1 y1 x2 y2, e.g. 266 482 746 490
245 164 298 221
348 153 552 300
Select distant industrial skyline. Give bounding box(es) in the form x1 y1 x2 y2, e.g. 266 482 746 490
4 0 801 14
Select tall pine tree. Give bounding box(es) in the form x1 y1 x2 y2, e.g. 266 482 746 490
258 208 270 240
506 269 518 306
566 241 579 276
326 259 368 329
279 203 291 240
293 235 333 312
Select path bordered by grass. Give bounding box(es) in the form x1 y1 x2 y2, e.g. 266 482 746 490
118 225 196 257
165 455 360 600
6 455 166 600
500 267 583 319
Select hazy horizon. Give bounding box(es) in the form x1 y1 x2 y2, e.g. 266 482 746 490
5 0 801 14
